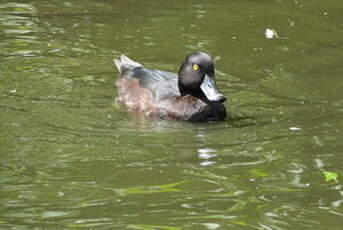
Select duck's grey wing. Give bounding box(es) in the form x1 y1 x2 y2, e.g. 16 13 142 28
114 55 180 101
123 67 180 102
139 69 180 101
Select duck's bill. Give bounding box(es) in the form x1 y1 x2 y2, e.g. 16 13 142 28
200 75 226 102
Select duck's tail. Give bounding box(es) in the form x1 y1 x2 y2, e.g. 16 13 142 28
113 55 142 73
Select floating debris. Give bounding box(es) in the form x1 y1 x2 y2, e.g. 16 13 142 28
289 127 301 131
265 28 279 39
323 171 338 183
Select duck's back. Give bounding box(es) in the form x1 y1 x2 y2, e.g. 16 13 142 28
114 55 181 112
121 67 179 102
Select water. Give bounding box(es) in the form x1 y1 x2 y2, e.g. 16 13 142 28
1 0 342 229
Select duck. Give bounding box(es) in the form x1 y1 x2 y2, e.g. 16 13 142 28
114 52 227 122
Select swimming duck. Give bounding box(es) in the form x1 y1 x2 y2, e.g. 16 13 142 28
114 52 227 122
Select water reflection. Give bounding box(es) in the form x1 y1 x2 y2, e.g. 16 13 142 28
197 148 217 167
0 3 40 59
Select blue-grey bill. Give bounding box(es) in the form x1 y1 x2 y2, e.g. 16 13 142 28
200 74 226 102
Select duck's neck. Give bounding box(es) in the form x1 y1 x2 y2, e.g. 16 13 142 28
178 81 208 102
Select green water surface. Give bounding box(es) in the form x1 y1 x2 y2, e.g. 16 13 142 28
1 0 342 229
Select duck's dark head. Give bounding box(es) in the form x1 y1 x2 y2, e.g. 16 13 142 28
178 52 226 103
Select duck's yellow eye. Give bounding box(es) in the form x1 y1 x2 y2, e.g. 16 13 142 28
192 64 199 71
